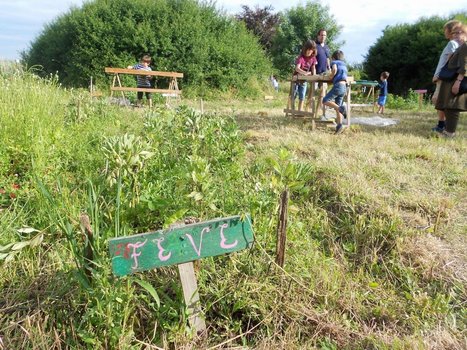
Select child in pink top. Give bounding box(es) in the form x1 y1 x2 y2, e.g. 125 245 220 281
293 40 317 111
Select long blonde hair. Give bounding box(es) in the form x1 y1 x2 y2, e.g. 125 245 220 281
444 20 462 34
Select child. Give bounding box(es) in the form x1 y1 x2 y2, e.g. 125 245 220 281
322 50 348 134
271 75 279 92
431 20 462 132
377 71 390 114
127 54 153 107
293 40 317 111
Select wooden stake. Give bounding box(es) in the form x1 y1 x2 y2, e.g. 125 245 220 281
275 189 289 268
170 222 207 335
178 262 207 334
80 213 94 282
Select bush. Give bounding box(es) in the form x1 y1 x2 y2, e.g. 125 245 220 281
363 12 467 95
22 0 273 97
386 90 420 110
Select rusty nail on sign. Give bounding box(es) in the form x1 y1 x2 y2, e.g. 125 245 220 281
109 215 254 277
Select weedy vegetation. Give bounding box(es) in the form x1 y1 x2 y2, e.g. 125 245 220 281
0 66 465 349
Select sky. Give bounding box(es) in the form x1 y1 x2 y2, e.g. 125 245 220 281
1 0 466 64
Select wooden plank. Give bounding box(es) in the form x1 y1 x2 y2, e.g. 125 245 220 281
351 80 379 86
109 215 254 277
105 67 183 78
345 83 351 126
110 87 182 94
178 262 207 334
283 109 316 117
168 221 206 334
350 103 373 107
293 75 355 83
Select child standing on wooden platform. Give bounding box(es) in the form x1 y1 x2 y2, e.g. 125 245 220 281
127 54 153 108
293 40 317 111
322 50 348 134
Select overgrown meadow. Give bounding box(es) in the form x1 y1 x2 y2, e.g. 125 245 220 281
0 67 466 349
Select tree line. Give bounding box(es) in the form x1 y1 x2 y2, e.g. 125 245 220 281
22 0 466 96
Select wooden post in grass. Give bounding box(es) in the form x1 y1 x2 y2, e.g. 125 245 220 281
169 221 206 333
178 260 206 332
108 215 254 333
80 213 94 282
275 189 289 268
414 89 427 110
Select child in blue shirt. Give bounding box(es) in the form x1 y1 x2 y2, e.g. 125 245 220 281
322 50 348 134
377 71 390 114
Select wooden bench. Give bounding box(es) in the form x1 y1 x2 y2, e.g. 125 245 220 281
413 89 427 109
104 67 183 104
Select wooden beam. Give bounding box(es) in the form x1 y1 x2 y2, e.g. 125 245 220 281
105 67 183 78
110 87 182 94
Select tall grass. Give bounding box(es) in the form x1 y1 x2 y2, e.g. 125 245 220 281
0 67 466 349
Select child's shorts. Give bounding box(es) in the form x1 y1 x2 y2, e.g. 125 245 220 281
293 82 307 101
378 95 387 106
323 82 346 106
137 87 152 100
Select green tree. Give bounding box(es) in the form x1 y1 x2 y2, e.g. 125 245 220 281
22 0 272 96
363 13 467 95
270 1 342 76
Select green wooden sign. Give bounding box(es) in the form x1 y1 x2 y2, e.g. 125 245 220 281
109 215 254 276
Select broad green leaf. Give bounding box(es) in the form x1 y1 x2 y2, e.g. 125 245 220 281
30 234 44 248
11 241 30 251
164 208 188 227
17 227 39 234
0 243 15 252
4 252 16 263
133 279 160 308
188 191 203 201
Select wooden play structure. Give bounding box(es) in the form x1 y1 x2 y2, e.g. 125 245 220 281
350 80 380 112
284 74 354 128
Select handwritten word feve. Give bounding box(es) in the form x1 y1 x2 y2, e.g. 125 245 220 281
114 223 239 269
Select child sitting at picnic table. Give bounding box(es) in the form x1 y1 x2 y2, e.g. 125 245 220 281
127 54 153 108
293 40 317 111
322 50 348 134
